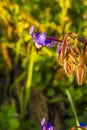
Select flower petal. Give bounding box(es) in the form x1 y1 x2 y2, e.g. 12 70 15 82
35 33 46 45
41 118 46 127
47 122 54 130
29 25 34 35
57 42 63 54
41 118 47 130
80 122 86 128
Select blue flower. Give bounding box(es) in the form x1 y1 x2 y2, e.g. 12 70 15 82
80 122 87 128
29 25 58 52
41 118 54 130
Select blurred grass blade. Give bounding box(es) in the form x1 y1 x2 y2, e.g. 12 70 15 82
24 46 35 111
66 89 80 126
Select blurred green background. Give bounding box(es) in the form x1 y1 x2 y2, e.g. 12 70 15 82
0 0 87 129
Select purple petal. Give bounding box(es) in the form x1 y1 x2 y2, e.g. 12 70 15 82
35 33 46 45
45 39 52 44
57 46 61 54
47 125 54 130
41 118 46 126
41 118 47 130
36 32 41 36
45 36 54 44
45 36 57 47
47 122 54 130
47 41 57 48
57 42 63 54
29 25 34 35
39 33 46 45
80 122 86 128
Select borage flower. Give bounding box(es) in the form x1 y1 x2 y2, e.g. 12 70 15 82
41 118 54 130
29 25 61 53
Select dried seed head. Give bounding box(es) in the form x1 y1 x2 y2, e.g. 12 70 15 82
57 41 66 62
64 58 73 77
69 48 81 65
60 42 67 61
57 44 70 65
57 53 64 65
76 62 86 85
71 32 79 38
70 47 80 59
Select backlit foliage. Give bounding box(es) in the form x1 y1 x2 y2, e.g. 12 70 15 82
0 0 87 129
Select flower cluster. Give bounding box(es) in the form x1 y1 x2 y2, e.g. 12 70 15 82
41 118 54 130
29 25 87 85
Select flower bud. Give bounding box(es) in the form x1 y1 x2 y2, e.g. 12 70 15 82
60 42 67 61
64 58 73 77
76 62 86 85
57 53 64 65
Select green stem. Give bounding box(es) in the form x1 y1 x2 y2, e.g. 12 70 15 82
21 46 35 119
66 89 79 126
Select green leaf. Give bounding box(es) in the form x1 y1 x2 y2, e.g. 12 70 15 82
47 96 64 103
8 118 20 130
1 106 16 118
46 88 55 97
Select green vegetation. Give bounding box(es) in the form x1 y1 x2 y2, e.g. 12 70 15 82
0 0 87 129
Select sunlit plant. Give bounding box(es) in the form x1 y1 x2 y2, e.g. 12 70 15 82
30 25 87 85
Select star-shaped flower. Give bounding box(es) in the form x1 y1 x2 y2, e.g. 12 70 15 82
29 25 58 53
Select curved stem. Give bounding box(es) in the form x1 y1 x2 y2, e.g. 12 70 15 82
81 40 87 62
66 89 80 126
78 36 86 43
46 37 62 42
